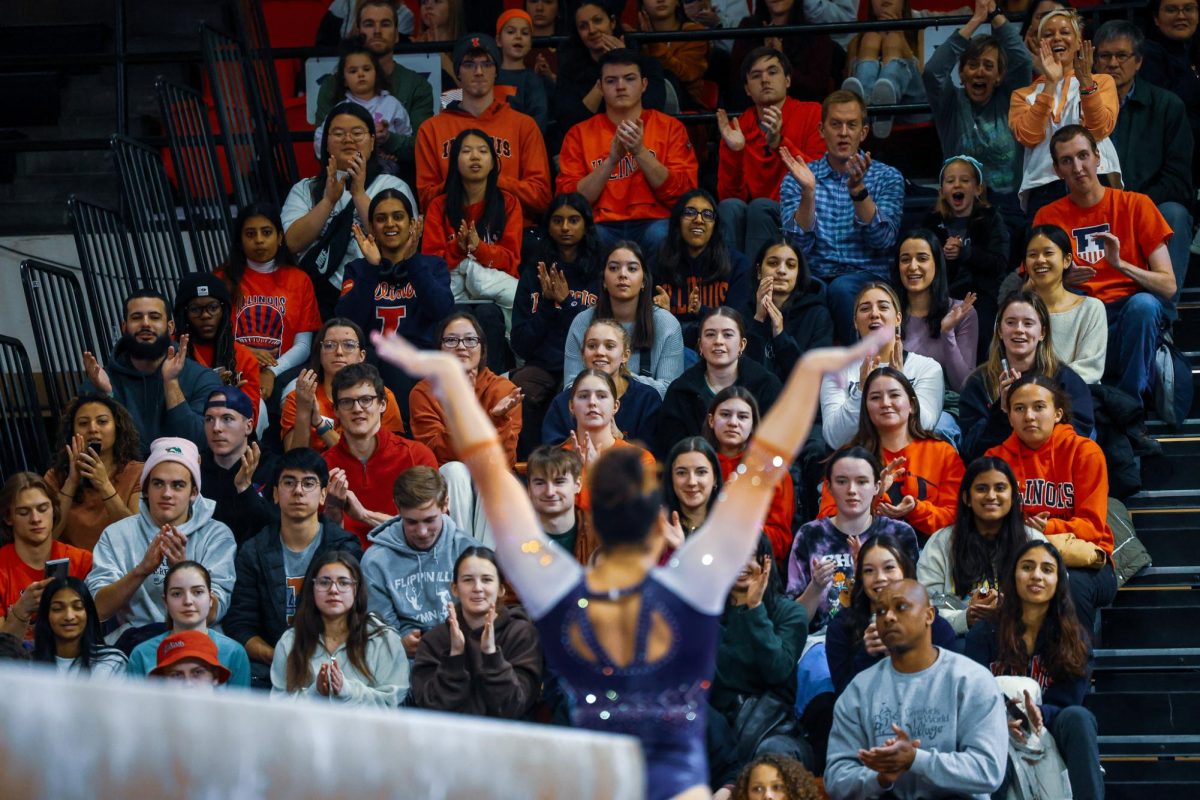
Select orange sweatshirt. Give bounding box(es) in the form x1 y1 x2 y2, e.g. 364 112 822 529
565 437 656 512
409 368 522 467
717 97 825 204
643 23 710 106
413 100 551 221
556 109 699 224
985 424 1114 554
1008 72 1118 148
421 191 524 276
718 451 795 563
819 438 963 537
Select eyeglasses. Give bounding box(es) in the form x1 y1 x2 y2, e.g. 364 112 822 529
186 301 222 317
1095 50 1137 63
278 476 321 493
441 335 482 350
461 59 495 72
321 339 360 353
314 577 357 592
682 207 716 222
335 394 380 411
1162 4 1198 15
328 128 370 142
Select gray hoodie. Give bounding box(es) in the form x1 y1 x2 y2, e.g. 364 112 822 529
361 513 475 637
87 496 237 631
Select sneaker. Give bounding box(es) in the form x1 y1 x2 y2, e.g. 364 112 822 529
841 76 866 101
870 77 898 139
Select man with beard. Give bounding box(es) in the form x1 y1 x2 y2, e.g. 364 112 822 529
200 387 275 546
82 289 223 457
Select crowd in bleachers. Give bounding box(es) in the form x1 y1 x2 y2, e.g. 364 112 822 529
2 0 1198 796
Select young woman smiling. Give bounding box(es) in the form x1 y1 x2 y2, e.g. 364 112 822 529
959 290 1094 463
31 576 126 677
744 238 833 384
918 456 1045 636
410 546 543 718
966 540 1103 799
1023 224 1107 383
894 228 979 391
542 318 662 447
818 367 963 541
656 307 782 459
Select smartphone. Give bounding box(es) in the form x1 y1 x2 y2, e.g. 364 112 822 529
87 441 102 456
1005 697 1030 731
1001 357 1010 374
44 558 70 582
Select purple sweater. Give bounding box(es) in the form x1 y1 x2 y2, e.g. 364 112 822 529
903 299 979 392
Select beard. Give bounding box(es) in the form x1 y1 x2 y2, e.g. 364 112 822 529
120 331 172 360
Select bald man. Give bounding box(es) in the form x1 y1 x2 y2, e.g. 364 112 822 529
825 580 1008 800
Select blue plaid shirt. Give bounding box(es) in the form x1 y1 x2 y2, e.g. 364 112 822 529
779 153 905 281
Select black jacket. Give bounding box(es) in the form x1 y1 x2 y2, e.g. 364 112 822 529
744 278 834 384
920 205 1011 305
510 251 600 373
199 447 277 546
654 357 783 459
223 519 362 684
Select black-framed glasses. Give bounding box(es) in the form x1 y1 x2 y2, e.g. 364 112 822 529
441 335 482 350
321 340 360 353
335 395 380 411
186 301 222 317
681 207 716 222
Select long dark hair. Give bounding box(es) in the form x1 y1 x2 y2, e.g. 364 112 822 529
753 238 812 314
287 550 376 691
444 128 507 241
595 240 656 351
222 203 298 308
564 1 625 62
949 457 1027 595
31 577 108 670
753 0 807 25
589 446 661 547
331 40 388 99
656 188 732 290
310 102 383 205
538 193 602 279
50 394 142 492
850 367 935 457
662 436 724 524
895 229 952 341
848 535 916 644
994 540 1090 682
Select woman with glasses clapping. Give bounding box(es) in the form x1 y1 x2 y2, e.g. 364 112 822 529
271 550 409 706
281 318 409 453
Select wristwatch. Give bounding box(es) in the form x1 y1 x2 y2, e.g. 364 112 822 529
850 187 870 203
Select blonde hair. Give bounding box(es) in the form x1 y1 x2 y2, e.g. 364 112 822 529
1038 8 1082 40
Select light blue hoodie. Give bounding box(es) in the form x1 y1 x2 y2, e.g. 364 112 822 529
360 513 475 637
87 496 237 632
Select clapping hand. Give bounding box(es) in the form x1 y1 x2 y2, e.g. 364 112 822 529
715 109 745 152
352 223 381 265
940 292 976 335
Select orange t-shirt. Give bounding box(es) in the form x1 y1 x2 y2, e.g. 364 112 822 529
44 461 143 552
224 266 322 358
1032 188 1173 304
565 437 657 512
281 384 406 451
0 541 93 640
556 109 699 224
818 438 964 537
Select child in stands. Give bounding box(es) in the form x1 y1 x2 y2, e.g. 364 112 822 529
496 9 549 129
314 41 413 169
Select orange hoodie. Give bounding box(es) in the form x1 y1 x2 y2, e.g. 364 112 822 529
556 109 699 224
718 451 795 563
421 191 524 276
818 438 963 537
409 368 522 467
985 424 1114 554
413 100 551 221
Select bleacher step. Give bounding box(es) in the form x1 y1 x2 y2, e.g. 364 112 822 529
1088 692 1200 735
1102 606 1200 647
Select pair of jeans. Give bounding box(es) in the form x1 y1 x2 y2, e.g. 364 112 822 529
1104 292 1167 400
1158 200 1194 320
596 218 671 260
718 197 780 261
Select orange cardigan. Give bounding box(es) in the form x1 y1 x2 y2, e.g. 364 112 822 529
1008 71 1118 147
818 438 963 538
409 368 522 467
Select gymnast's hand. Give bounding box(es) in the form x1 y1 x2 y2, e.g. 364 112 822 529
372 332 464 405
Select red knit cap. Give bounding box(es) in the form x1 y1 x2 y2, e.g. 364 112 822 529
496 8 534 36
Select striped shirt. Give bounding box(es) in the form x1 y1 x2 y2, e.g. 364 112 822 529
779 153 905 280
